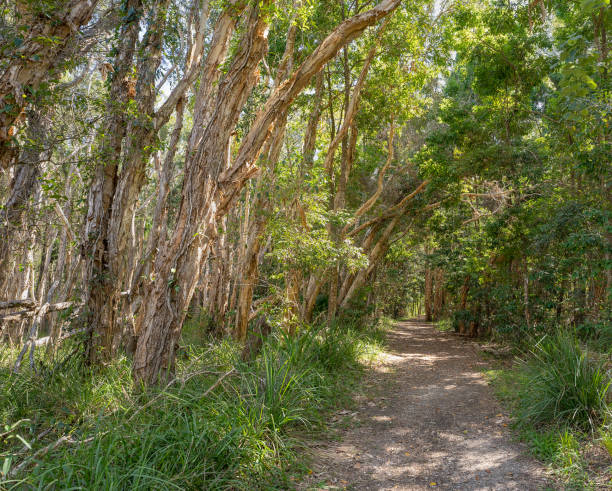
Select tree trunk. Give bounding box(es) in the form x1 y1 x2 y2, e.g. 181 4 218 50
83 2 141 363
133 0 402 384
0 0 99 167
424 267 433 321
523 259 531 330
432 268 445 321
457 275 469 334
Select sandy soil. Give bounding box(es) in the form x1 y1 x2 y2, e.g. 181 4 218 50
299 319 554 490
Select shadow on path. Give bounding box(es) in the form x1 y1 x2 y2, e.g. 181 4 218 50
300 319 553 490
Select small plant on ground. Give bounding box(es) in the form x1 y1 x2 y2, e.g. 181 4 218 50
0 318 388 489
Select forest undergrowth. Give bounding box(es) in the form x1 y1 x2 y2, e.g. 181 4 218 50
0 316 390 489
481 330 612 489
0 0 610 487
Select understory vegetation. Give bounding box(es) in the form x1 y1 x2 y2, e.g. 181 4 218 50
484 331 611 488
0 317 388 488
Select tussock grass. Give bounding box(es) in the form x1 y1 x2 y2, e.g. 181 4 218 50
517 332 610 430
485 332 611 488
0 318 387 489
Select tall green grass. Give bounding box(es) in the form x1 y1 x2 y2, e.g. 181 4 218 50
517 332 610 430
485 333 611 487
0 318 386 489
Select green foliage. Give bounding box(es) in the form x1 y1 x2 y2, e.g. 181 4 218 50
600 425 612 459
486 362 609 487
516 332 610 430
0 318 387 489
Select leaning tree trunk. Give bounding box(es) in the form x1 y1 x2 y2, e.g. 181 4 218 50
133 3 272 384
133 0 403 384
233 16 296 340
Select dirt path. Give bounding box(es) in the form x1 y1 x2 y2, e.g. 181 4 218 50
301 319 553 490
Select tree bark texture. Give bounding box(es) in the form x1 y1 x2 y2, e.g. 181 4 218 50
133 0 402 384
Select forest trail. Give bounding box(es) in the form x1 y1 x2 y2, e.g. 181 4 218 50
300 319 553 490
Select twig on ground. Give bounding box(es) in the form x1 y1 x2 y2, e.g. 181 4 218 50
9 433 100 477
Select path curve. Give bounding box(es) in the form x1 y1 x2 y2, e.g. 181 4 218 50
301 319 553 490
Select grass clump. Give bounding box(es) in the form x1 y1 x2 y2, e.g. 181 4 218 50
485 331 612 488
0 319 387 489
516 332 610 430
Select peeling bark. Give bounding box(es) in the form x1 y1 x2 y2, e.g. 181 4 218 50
133 0 402 384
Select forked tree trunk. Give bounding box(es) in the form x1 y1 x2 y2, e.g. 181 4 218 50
302 276 323 322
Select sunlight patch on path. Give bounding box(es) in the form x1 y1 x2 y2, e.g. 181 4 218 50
300 319 552 491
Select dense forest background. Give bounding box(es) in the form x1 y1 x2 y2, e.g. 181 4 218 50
0 0 609 487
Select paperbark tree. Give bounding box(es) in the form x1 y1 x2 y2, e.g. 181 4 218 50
133 0 403 384
84 0 213 362
83 0 142 363
0 0 99 168
234 16 298 340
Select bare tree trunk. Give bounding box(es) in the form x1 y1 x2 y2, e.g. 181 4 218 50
432 268 445 321
457 275 469 334
424 267 433 322
0 108 49 293
523 259 531 330
302 276 323 322
83 1 141 363
84 0 214 363
325 27 384 320
233 15 297 339
235 213 266 340
106 0 172 306
134 3 271 384
339 215 400 309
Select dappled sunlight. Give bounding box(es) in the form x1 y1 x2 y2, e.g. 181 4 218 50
305 320 550 490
